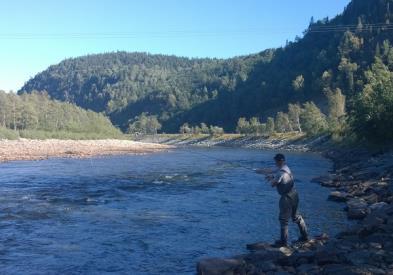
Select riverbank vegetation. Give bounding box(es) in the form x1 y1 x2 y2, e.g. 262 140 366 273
235 89 346 140
179 123 225 136
0 91 123 139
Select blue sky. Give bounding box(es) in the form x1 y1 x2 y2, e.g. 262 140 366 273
0 0 350 91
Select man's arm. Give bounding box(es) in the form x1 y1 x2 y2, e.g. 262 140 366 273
255 167 274 175
255 168 279 187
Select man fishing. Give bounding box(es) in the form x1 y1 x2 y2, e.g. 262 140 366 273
257 153 309 247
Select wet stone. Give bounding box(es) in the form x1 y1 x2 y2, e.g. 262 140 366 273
255 260 277 272
344 250 372 265
362 192 380 204
362 215 385 231
196 258 244 275
315 249 341 265
328 191 349 202
311 175 336 187
369 202 389 215
321 264 360 275
296 263 319 274
368 242 383 249
246 242 293 257
283 266 296 273
346 198 369 219
244 250 275 263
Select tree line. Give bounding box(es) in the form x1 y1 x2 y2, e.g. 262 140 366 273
0 91 122 139
179 123 224 136
235 89 345 138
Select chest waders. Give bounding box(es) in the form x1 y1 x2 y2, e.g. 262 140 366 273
276 169 308 246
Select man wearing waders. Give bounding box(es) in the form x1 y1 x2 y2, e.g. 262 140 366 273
260 154 309 247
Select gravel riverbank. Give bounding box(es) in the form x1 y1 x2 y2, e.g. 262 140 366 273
197 148 393 274
135 134 328 152
0 139 172 162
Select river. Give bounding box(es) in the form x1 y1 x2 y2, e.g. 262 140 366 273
0 148 350 274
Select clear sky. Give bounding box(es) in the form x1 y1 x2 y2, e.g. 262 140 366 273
0 0 350 91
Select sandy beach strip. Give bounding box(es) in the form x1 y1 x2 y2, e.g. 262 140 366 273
0 139 173 162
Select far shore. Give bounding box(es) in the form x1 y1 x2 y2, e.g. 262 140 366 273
134 133 324 152
0 139 173 163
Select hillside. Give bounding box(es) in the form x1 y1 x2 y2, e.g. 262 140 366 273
19 0 393 137
20 52 268 131
0 90 122 139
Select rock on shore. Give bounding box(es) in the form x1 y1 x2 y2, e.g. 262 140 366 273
197 149 393 274
0 139 172 162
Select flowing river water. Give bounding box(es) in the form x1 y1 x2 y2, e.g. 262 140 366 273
0 148 350 274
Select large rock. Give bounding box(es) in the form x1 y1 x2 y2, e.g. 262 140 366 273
296 263 320 274
246 242 293 257
344 250 372 265
328 191 349 202
321 264 386 274
361 215 385 234
369 202 388 212
196 258 244 275
311 175 340 187
315 249 341 265
362 192 379 204
352 170 380 181
253 260 277 273
346 198 369 219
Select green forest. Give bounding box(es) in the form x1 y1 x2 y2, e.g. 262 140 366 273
18 0 393 144
0 91 122 139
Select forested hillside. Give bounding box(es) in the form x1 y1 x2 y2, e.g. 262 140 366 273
20 52 268 131
0 91 122 139
20 0 393 142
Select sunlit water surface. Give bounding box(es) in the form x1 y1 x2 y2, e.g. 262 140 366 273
0 148 350 274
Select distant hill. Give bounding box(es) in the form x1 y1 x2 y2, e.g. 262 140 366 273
20 52 268 131
20 0 393 133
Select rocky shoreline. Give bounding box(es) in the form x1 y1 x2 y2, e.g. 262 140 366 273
0 139 172 162
135 134 329 152
197 148 393 274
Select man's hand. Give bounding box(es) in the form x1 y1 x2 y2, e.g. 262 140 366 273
265 174 274 180
255 167 278 187
270 179 278 187
265 174 277 187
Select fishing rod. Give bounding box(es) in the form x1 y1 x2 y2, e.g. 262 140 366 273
176 146 269 173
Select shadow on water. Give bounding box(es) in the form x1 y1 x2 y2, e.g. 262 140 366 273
0 148 351 274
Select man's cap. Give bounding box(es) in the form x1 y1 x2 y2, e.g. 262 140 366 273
274 153 286 161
